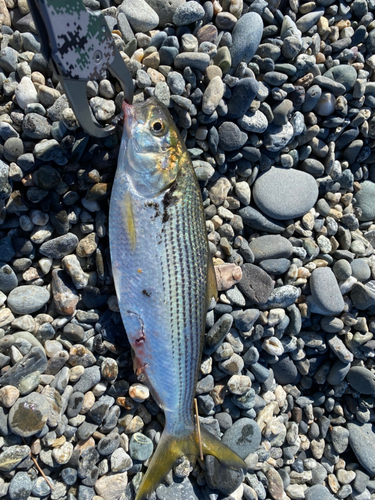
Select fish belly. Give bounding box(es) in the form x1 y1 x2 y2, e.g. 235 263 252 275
109 174 208 435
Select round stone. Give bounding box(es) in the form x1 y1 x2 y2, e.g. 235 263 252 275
253 167 319 220
249 235 293 262
353 181 375 221
9 471 32 500
222 418 261 459
226 77 259 119
129 432 153 461
309 267 345 316
237 110 268 133
230 12 263 67
118 0 159 32
33 165 61 190
218 122 248 151
324 64 357 92
8 392 50 437
237 263 274 305
347 366 375 395
264 122 294 152
7 285 50 314
202 76 224 115
273 354 300 385
173 1 205 26
305 484 335 500
348 422 375 475
351 259 371 282
3 137 24 162
39 233 79 259
333 259 352 281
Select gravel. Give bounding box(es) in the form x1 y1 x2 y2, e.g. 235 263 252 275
0 0 375 498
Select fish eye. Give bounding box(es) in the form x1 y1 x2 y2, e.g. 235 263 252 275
150 119 166 136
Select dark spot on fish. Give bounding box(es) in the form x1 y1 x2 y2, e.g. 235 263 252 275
163 181 178 209
145 201 160 219
142 289 151 297
162 211 170 223
162 181 179 223
135 332 145 344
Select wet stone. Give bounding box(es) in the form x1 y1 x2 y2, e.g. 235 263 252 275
222 418 261 459
0 347 47 388
8 392 50 437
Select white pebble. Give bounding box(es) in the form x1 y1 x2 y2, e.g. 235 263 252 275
262 337 284 356
339 276 357 294
15 76 39 110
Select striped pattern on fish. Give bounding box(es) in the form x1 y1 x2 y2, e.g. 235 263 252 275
109 97 245 500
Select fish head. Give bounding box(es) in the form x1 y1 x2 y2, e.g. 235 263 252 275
121 97 184 197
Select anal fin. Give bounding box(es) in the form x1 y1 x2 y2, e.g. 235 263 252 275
206 256 218 307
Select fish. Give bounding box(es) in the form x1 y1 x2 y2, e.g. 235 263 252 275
109 96 246 500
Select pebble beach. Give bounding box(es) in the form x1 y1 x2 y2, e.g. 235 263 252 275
1 0 375 498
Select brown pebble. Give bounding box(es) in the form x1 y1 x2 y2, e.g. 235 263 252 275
214 263 242 291
0 385 19 407
129 383 149 402
116 396 135 410
51 269 79 316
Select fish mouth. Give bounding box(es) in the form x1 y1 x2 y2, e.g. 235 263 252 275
122 100 135 135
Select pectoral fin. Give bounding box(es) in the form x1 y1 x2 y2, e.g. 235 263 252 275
121 190 136 251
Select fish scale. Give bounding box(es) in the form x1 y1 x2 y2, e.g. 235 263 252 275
109 96 245 500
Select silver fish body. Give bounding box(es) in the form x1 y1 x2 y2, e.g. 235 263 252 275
110 139 207 436
109 97 245 500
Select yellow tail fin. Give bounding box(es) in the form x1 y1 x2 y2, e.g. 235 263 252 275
135 427 246 500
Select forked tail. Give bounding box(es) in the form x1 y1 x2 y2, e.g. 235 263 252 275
135 426 246 500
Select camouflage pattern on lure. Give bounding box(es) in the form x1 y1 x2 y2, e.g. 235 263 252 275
31 0 114 80
109 97 246 500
